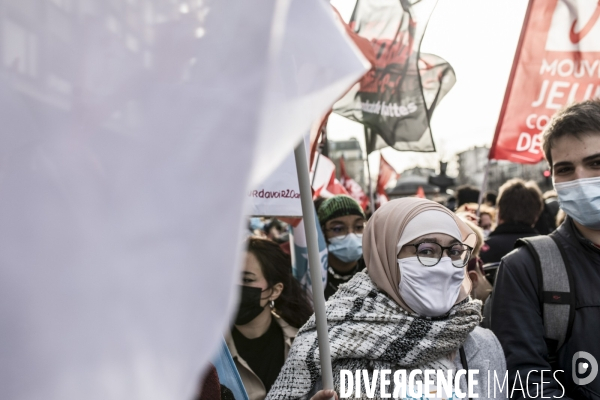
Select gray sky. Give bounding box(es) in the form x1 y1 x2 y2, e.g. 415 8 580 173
328 0 529 177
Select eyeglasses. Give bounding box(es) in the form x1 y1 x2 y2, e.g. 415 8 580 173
405 242 472 268
324 221 366 239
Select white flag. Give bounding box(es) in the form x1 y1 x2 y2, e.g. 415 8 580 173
0 0 368 399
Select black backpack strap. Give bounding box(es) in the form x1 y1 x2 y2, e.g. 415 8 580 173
517 236 575 361
548 235 576 345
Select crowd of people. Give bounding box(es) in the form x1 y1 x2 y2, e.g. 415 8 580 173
200 99 600 399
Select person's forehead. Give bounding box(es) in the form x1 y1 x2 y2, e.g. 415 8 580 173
326 214 364 225
551 132 600 164
243 252 263 275
407 233 460 245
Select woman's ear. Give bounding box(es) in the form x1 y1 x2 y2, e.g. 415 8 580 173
468 270 479 289
270 282 284 301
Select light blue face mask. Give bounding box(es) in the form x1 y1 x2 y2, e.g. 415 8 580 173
328 233 363 263
554 176 600 229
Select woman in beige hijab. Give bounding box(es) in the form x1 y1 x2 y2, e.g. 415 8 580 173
268 198 506 400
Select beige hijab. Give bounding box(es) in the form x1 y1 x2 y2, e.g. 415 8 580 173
364 197 477 313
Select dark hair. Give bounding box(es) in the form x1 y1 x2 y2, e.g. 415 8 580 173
314 197 327 214
467 256 484 274
497 178 543 226
264 218 282 233
484 191 498 206
542 99 600 169
445 196 456 211
247 238 313 328
456 185 480 207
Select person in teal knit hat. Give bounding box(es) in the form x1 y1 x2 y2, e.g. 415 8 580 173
317 195 366 300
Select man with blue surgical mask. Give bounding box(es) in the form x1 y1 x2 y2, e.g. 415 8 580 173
491 99 600 400
317 195 366 300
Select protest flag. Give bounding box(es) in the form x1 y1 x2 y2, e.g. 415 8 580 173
307 7 378 168
375 154 399 209
490 0 600 164
249 151 303 217
339 156 370 211
312 154 349 199
0 0 368 398
334 0 456 153
211 339 250 400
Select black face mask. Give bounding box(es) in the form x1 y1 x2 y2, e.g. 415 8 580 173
234 285 267 325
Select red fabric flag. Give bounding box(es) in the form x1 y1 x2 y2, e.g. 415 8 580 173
327 174 350 196
491 0 600 164
339 157 370 211
311 154 349 199
376 154 398 208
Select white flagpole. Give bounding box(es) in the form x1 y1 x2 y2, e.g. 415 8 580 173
311 145 322 188
476 158 492 218
364 128 376 213
366 154 376 213
294 138 334 398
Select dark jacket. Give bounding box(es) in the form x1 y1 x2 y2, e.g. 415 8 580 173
491 217 600 399
480 222 538 264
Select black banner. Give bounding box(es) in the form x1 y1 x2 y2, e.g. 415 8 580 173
334 0 455 153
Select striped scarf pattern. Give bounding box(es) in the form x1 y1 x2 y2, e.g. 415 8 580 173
266 272 482 399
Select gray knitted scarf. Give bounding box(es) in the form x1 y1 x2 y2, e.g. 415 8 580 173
266 272 482 400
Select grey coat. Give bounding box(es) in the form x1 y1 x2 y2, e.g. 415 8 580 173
451 326 508 400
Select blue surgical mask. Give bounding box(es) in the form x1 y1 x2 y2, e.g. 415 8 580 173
328 233 363 263
555 176 600 229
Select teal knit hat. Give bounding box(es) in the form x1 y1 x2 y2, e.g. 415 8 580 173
317 195 365 225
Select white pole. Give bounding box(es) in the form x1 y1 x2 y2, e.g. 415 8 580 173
311 147 322 188
294 139 334 398
364 128 376 214
476 158 492 218
366 154 376 213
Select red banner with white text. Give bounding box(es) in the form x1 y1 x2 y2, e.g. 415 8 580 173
491 0 600 164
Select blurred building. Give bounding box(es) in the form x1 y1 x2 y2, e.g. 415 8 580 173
388 167 439 199
328 138 365 190
456 146 552 193
456 146 489 187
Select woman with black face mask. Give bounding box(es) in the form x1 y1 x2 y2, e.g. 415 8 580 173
227 237 313 400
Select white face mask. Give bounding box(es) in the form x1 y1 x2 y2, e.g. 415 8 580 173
397 257 464 317
554 176 600 229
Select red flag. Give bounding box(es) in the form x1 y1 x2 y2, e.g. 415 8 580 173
376 155 399 208
311 154 349 199
491 0 600 164
416 186 426 198
327 174 349 196
339 157 370 211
